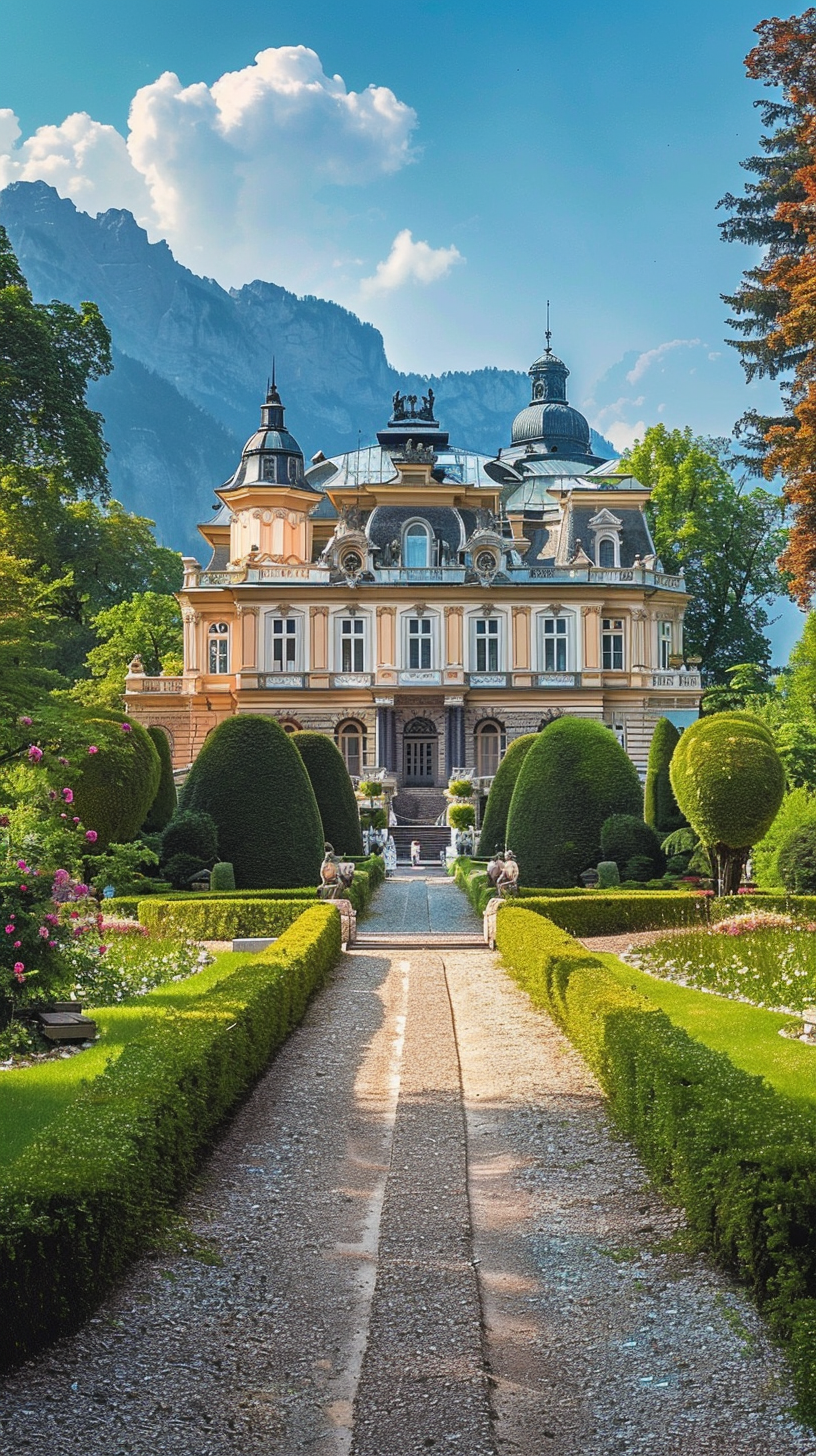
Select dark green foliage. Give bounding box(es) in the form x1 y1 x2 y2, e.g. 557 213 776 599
71 718 161 850
139 897 313 939
778 824 816 893
0 904 340 1369
161 810 218 866
597 860 620 888
515 892 709 937
644 718 685 833
292 731 363 855
142 727 177 832
210 862 236 892
162 853 208 890
495 904 816 1426
181 717 324 888
601 814 666 881
478 733 537 857
670 713 786 892
506 718 643 888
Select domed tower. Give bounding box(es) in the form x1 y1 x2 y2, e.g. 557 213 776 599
215 370 320 566
508 335 607 467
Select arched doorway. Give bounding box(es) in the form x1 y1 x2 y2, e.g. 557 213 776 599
403 716 437 785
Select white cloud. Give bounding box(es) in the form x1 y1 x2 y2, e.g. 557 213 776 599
605 419 647 453
625 338 702 385
0 48 418 287
360 228 463 296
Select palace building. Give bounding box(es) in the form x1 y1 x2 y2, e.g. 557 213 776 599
125 342 702 817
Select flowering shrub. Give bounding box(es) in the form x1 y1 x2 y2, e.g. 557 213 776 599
60 928 208 1006
629 918 816 1012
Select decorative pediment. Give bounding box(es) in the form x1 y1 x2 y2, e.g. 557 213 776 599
588 508 623 531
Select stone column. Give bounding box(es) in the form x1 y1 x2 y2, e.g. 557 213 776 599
511 605 531 671
310 606 329 671
444 605 464 667
182 607 201 673
581 605 602 669
445 704 466 775
376 605 397 669
236 605 258 670
629 608 648 670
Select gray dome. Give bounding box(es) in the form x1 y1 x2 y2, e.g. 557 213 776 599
221 375 314 492
511 401 591 453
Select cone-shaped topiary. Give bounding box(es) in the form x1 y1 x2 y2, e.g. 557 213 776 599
644 717 686 834
506 718 643 887
669 712 786 894
142 727 177 832
601 814 666 881
160 809 219 867
477 734 537 858
181 716 324 887
71 718 161 850
292 731 363 855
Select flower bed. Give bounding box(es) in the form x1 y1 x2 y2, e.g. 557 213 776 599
627 911 816 1012
494 902 816 1424
0 902 341 1369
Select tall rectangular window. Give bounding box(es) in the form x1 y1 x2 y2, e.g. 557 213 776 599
542 617 569 672
340 617 365 672
208 623 229 674
475 618 500 672
602 617 624 671
658 620 673 670
270 616 298 671
408 617 432 669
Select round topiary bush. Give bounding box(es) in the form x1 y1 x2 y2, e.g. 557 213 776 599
449 803 475 830
644 717 686 834
601 814 666 881
293 732 364 855
448 778 473 799
477 734 537 858
181 716 324 888
142 727 177 832
161 809 219 868
71 718 161 850
669 712 786 894
778 823 816 892
506 718 643 888
597 860 620 888
210 861 236 892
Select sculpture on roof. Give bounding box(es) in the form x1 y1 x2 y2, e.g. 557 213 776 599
390 388 437 424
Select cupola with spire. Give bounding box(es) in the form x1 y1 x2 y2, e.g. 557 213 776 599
506 310 607 467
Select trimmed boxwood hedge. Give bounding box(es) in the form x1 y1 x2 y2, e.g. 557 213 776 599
477 733 537 858
0 903 341 1370
105 856 385 922
600 814 666 881
139 897 320 940
293 731 363 855
494 904 816 1423
516 891 709 937
72 718 161 850
643 717 685 834
506 717 643 887
143 727 177 832
181 716 324 888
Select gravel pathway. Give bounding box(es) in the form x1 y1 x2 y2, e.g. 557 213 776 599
1 876 814 1454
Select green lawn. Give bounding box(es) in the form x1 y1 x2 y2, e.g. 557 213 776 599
0 951 248 1170
600 951 816 1107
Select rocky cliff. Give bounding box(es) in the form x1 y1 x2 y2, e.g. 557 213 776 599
0 182 613 552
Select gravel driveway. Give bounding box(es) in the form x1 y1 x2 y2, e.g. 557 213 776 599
1 878 813 1454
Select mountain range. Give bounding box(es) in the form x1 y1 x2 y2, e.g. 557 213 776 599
0 181 614 554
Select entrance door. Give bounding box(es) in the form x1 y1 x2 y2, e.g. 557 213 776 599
403 716 437 785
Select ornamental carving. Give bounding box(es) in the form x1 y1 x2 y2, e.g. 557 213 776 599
581 605 603 616
444 605 464 618
310 605 329 619
376 606 395 619
235 604 258 618
391 387 436 423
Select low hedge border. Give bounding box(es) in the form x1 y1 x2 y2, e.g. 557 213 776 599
137 897 312 940
0 902 341 1370
495 904 816 1424
516 891 816 939
107 856 384 922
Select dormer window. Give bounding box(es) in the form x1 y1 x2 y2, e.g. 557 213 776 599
262 455 276 482
404 521 431 568
288 456 301 483
597 537 616 568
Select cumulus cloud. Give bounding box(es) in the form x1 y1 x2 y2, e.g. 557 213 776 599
0 47 418 287
361 228 463 296
604 419 647 453
625 337 702 385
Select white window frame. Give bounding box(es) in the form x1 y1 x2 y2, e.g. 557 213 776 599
596 534 619 568
658 619 673 670
402 519 432 569
404 613 436 671
475 720 506 777
336 613 368 673
601 616 625 672
264 612 303 673
471 614 503 673
536 611 576 673
336 719 368 778
208 621 230 674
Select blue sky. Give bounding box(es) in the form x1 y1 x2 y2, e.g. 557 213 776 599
0 0 803 653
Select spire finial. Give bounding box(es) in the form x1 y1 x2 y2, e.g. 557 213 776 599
271 355 276 389
545 299 552 355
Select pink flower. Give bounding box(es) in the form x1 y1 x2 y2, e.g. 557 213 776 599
20 716 32 726
48 941 57 949
85 830 98 843
120 721 132 733
0 814 9 827
87 745 99 755
4 925 14 934
99 945 108 956
38 926 49 938
44 912 59 924
27 745 43 763
72 816 80 824
13 962 23 974
62 788 74 803
19 885 27 892
69 910 79 919
60 813 67 820
48 789 57 801
13 940 20 948
16 860 28 872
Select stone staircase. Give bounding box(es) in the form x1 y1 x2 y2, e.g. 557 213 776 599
390 826 452 864
392 787 447 825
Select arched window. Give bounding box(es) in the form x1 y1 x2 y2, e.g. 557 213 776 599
278 719 302 734
597 537 616 568
208 622 230 674
403 521 431 568
475 720 505 778
336 719 367 779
